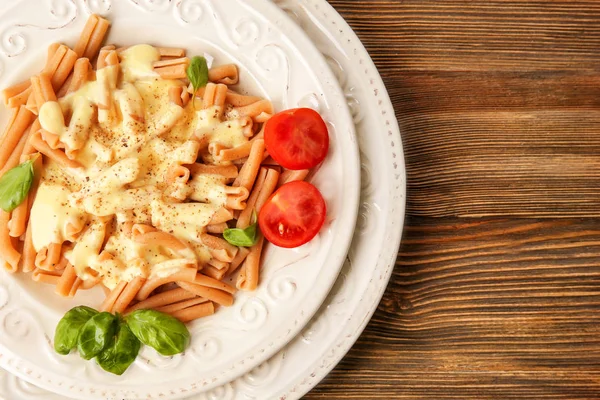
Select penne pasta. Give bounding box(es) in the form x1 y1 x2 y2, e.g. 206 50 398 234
170 302 215 322
0 14 328 326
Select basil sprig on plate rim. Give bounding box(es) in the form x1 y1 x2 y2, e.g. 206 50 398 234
54 306 191 375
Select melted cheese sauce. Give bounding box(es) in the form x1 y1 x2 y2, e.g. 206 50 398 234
31 44 248 289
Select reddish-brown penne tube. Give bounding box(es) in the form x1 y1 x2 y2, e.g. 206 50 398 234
153 57 189 69
170 302 215 323
0 211 20 272
208 64 238 85
100 281 127 312
154 64 187 80
55 263 78 297
112 276 147 313
201 265 227 280
0 106 34 169
236 235 265 291
254 168 280 213
51 47 78 91
193 273 236 294
74 15 99 57
66 57 92 94
35 243 62 271
0 125 32 178
30 131 83 169
32 268 62 284
156 297 209 314
176 281 234 307
233 138 265 192
200 234 238 263
279 169 310 186
236 167 267 229
206 223 228 234
234 99 273 121
7 86 32 109
133 231 189 252
42 44 67 78
21 219 36 273
125 287 196 313
31 74 57 109
188 163 238 181
157 47 185 58
228 247 250 275
135 268 198 301
83 16 110 60
209 207 234 224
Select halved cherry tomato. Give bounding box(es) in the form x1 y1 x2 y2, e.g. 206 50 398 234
258 181 326 248
264 108 329 170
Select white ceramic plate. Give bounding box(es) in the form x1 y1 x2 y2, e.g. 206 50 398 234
0 0 360 399
0 1 406 399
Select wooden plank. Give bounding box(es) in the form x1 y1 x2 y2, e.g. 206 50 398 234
306 217 600 399
402 108 600 217
329 0 600 72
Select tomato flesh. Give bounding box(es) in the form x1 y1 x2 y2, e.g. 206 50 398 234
258 181 326 248
264 108 329 170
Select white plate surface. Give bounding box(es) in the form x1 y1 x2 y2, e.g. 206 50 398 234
0 0 360 399
0 1 406 399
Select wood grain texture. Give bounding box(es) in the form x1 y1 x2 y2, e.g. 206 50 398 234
329 0 600 217
305 0 600 399
307 217 600 399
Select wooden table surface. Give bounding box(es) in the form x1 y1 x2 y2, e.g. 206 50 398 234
306 1 600 399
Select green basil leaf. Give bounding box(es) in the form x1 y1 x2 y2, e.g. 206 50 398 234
96 321 141 376
223 222 259 247
77 312 117 360
54 306 98 355
125 309 190 356
0 159 34 212
186 56 209 93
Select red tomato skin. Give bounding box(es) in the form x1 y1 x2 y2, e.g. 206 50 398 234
258 181 326 249
264 108 329 170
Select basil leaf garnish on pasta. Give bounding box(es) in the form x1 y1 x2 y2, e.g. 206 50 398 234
125 309 190 356
223 222 259 247
96 321 141 376
54 306 99 355
77 312 117 360
186 56 209 94
0 158 34 212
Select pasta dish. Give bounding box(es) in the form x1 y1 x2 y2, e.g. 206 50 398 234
0 14 322 322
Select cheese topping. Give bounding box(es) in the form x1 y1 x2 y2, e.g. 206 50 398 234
30 44 248 289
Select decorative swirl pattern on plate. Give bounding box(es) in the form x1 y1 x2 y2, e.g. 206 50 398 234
128 0 171 13
238 352 285 390
196 383 236 400
83 0 112 14
189 333 221 362
297 92 321 112
255 44 291 108
267 275 297 302
174 0 204 25
236 297 268 330
3 309 34 338
231 18 261 46
0 284 9 310
49 0 76 18
134 346 183 371
0 28 26 58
